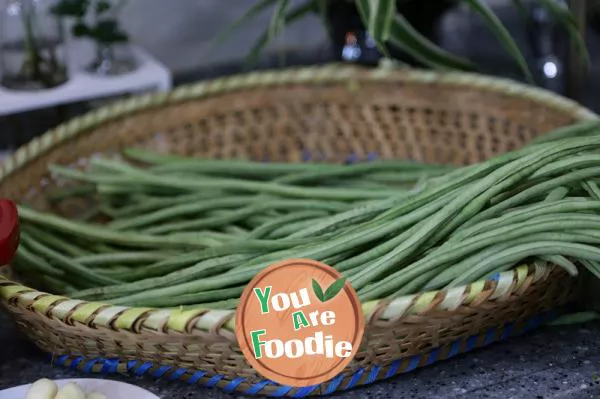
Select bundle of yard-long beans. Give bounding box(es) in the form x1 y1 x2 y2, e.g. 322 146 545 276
13 120 600 309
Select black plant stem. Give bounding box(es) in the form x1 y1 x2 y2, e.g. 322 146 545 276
565 0 587 102
19 1 63 88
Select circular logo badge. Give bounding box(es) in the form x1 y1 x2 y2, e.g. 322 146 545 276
236 258 365 387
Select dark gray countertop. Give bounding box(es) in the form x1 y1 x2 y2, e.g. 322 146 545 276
3 311 600 399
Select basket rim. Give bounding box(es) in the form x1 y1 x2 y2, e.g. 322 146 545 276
0 63 597 336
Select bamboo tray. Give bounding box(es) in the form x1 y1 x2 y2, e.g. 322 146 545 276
0 64 597 397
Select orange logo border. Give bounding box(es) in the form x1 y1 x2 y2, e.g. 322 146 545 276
235 258 365 387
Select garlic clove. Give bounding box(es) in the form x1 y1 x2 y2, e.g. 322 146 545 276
25 378 58 399
55 382 86 399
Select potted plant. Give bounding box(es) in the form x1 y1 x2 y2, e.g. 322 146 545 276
50 0 136 76
0 0 69 91
216 0 589 83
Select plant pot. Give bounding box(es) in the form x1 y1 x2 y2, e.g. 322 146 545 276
0 0 68 91
324 0 456 66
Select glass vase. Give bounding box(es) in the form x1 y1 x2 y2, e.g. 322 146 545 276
87 41 136 76
85 0 136 76
0 0 69 91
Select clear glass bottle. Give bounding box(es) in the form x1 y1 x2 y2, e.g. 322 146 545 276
0 0 69 91
86 0 136 76
88 41 136 76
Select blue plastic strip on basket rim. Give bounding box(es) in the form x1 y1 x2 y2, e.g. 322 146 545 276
47 308 563 397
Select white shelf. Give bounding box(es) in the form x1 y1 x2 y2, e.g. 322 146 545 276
0 42 172 117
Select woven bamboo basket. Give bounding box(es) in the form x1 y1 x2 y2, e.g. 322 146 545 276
0 64 598 397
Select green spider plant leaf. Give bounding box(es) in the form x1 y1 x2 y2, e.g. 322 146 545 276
538 0 590 65
269 0 291 40
388 14 476 71
548 311 600 326
541 0 579 26
510 0 531 23
367 0 396 43
355 0 369 22
208 0 279 51
269 0 291 66
316 0 331 36
245 1 318 67
462 0 533 82
356 0 391 57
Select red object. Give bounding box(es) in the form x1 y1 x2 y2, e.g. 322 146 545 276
0 199 19 265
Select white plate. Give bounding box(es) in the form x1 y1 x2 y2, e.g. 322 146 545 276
0 378 161 399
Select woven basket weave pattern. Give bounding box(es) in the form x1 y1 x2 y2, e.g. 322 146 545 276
0 65 596 396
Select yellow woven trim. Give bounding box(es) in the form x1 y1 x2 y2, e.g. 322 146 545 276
380 295 414 320
466 280 486 302
379 265 552 320
361 300 379 318
412 291 439 313
49 300 86 319
142 309 172 331
515 264 530 286
94 306 129 327
70 302 106 324
224 317 236 332
114 307 153 330
515 265 530 289
31 295 65 313
194 309 234 331
0 284 31 299
489 272 514 300
167 308 208 333
0 266 558 332
533 261 551 281
16 291 45 304
371 67 598 122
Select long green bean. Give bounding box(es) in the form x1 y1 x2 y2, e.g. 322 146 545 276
49 165 402 201
20 232 119 286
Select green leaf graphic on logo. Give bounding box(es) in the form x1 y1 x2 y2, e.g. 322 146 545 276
312 279 325 302
312 277 347 303
324 277 347 302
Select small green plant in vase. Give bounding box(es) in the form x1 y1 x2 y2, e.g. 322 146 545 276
51 0 136 76
218 0 590 84
0 0 69 91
